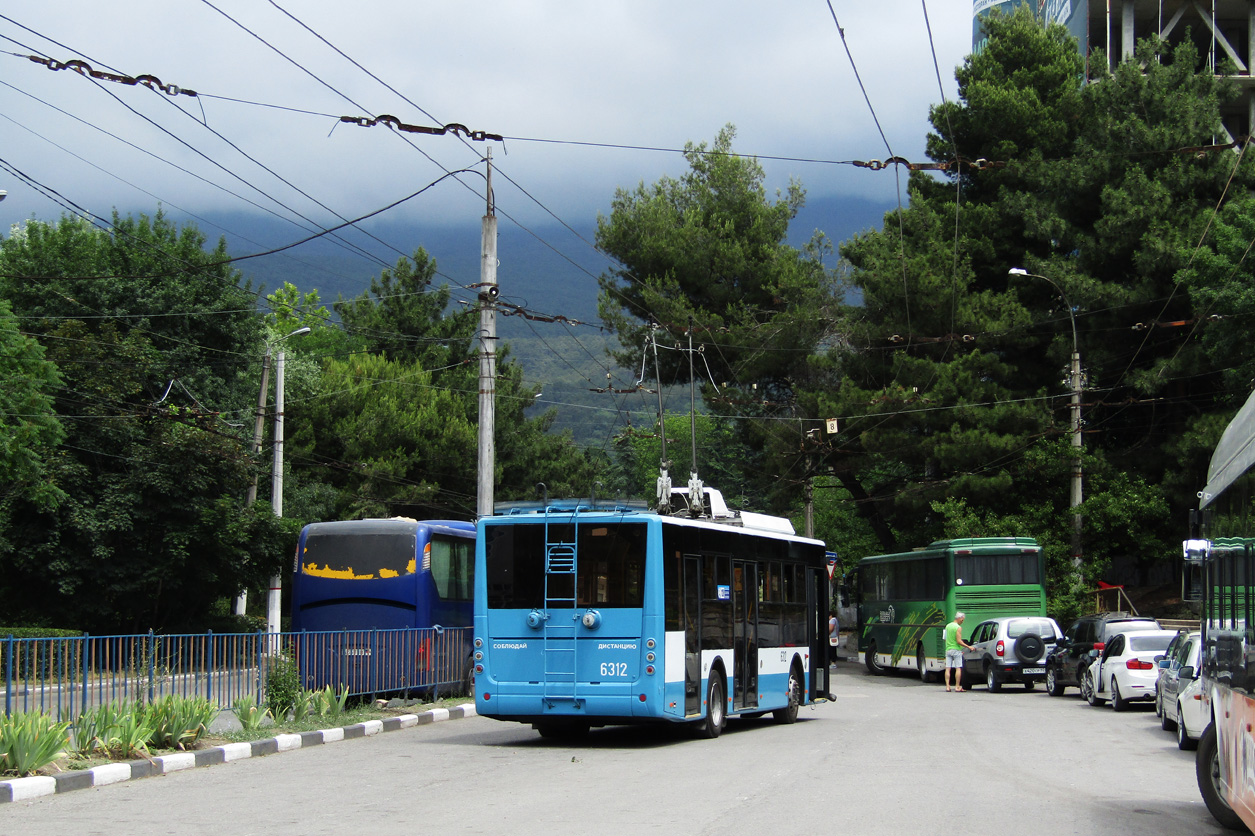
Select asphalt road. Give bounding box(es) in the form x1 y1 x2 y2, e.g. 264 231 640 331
0 659 1228 836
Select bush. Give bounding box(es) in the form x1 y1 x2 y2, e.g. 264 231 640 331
73 700 151 759
0 711 71 776
264 655 301 720
231 695 271 733
146 695 218 750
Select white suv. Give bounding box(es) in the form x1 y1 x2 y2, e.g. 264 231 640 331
962 616 1064 692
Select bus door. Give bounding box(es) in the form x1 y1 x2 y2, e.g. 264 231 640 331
733 560 758 710
810 566 828 697
684 555 701 716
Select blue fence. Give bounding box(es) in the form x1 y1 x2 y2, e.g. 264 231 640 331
2 627 473 723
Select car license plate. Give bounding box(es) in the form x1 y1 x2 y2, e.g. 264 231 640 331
1022 667 1045 675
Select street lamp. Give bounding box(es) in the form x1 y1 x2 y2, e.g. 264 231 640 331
1009 268 1084 569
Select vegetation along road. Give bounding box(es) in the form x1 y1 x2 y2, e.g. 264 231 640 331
2 660 1221 836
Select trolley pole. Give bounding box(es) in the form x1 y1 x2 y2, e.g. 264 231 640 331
477 149 498 519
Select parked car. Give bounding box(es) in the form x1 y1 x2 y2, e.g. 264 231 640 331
1152 629 1189 714
1157 630 1203 751
1082 628 1178 710
962 616 1063 692
1044 612 1160 697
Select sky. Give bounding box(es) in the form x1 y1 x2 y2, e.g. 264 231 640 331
0 1 977 278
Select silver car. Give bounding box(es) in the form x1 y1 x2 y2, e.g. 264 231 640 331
963 616 1064 692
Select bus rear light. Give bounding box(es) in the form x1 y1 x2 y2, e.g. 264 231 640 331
474 638 483 648
475 664 484 674
995 641 1005 657
639 694 647 702
482 692 491 700
646 665 655 675
1125 658 1154 670
646 638 656 649
474 651 483 661
646 652 656 662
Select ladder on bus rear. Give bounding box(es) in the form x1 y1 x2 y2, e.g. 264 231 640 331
542 505 581 706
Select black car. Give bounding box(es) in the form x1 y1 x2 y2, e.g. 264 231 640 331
1044 612 1159 697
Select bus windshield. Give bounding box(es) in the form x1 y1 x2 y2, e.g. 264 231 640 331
301 530 417 579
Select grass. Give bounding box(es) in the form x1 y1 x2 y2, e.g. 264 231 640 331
21 693 473 777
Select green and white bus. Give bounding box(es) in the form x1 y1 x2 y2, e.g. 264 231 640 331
848 537 1048 679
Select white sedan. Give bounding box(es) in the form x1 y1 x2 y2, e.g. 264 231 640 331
1083 628 1179 711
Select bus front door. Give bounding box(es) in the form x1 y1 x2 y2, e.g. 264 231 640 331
733 560 758 711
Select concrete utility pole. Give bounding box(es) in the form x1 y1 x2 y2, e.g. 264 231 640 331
1009 268 1084 569
234 348 273 616
477 149 498 519
262 325 308 638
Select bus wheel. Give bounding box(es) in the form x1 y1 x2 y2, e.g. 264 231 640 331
865 641 884 675
916 645 932 683
1197 723 1246 830
773 664 801 724
699 672 726 739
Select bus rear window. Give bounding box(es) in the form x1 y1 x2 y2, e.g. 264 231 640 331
954 553 1040 586
301 532 417 579
485 522 646 609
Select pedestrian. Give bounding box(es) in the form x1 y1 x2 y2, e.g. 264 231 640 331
943 611 974 692
829 609 839 666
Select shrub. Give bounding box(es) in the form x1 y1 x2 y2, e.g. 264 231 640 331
145 695 218 750
0 711 71 776
264 655 301 720
311 685 350 718
231 695 271 733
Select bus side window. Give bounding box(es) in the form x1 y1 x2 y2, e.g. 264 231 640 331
430 536 472 601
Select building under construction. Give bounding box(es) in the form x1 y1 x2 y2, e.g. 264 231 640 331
975 0 1255 136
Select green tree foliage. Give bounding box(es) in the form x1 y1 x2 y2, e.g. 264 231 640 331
820 6 1255 592
0 300 65 509
0 212 292 632
288 247 601 519
596 124 837 509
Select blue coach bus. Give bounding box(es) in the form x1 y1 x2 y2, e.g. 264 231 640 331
290 518 475 695
473 490 830 739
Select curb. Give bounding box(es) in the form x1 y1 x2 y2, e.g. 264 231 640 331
0 703 477 804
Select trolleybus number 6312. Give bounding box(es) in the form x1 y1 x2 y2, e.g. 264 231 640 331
599 662 628 677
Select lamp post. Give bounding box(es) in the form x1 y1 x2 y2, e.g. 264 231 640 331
258 326 309 637
1009 268 1084 569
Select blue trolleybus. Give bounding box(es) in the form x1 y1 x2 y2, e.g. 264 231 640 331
473 489 830 738
290 518 476 695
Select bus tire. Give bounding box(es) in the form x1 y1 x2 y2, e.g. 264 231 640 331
699 671 726 739
1198 723 1246 830
773 663 802 724
916 644 932 683
459 656 474 697
865 640 884 675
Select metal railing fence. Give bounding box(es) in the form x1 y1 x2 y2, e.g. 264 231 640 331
2 627 472 723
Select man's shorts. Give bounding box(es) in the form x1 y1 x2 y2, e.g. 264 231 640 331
945 649 963 668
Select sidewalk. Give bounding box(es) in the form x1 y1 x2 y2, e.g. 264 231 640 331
0 702 478 804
